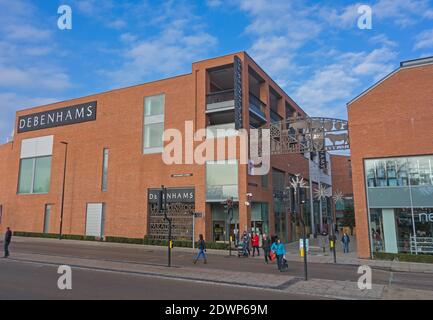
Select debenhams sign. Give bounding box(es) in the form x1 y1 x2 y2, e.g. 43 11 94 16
18 101 97 133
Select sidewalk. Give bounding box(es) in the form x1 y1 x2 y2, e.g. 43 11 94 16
10 236 433 274
284 235 433 274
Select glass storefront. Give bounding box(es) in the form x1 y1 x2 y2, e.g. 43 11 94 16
210 203 239 242
251 202 269 235
366 155 433 255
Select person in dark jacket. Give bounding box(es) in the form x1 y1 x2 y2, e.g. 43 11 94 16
3 227 12 258
262 233 271 264
341 232 350 253
194 234 207 264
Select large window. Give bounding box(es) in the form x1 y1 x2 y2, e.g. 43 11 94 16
143 94 165 154
18 135 53 195
18 156 52 194
365 155 433 188
206 160 238 201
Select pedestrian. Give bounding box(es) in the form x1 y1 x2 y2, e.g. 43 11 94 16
3 227 12 258
233 227 239 246
251 232 260 257
193 234 207 264
341 232 350 253
271 237 286 272
262 233 271 264
244 231 251 256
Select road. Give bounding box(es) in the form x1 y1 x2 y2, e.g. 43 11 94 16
0 258 318 300
1 238 432 299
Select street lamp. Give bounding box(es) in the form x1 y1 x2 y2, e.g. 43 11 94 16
331 190 344 263
59 141 68 240
289 174 309 281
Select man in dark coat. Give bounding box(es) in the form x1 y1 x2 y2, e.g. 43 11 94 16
3 227 12 258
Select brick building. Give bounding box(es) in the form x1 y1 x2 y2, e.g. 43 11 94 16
330 155 353 232
348 56 433 258
0 52 333 243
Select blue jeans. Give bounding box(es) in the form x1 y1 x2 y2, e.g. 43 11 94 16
277 254 284 270
195 249 206 261
343 243 349 253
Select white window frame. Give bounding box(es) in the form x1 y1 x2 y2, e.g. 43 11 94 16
143 94 165 154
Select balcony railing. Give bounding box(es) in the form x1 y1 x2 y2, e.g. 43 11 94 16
249 93 266 123
270 109 283 123
206 89 234 105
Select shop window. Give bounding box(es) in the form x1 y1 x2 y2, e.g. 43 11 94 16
143 94 165 154
206 160 238 201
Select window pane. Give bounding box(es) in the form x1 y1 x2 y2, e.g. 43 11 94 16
206 160 238 186
144 123 164 149
33 156 52 193
145 95 164 116
102 149 109 192
18 158 34 194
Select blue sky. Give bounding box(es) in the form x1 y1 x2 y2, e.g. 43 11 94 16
1 0 433 141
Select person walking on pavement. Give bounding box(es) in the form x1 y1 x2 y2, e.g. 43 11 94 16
341 232 350 254
251 232 260 257
194 234 207 264
271 237 286 271
3 227 12 258
262 233 271 264
244 231 251 256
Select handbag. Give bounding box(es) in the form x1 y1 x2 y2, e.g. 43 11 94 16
269 251 276 261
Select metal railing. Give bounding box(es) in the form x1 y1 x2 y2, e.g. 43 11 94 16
249 93 266 120
206 89 234 105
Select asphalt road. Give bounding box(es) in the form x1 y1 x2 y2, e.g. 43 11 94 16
1 239 433 299
0 259 317 300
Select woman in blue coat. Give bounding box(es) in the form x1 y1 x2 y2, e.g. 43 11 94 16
271 237 286 271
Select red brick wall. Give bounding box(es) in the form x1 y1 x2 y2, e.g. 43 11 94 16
331 155 353 196
348 63 433 258
0 52 310 241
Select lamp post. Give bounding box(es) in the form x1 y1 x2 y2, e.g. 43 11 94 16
226 197 234 256
290 174 309 281
160 185 172 267
59 141 68 240
331 190 344 264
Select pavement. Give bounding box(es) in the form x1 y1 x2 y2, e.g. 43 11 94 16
1 236 433 300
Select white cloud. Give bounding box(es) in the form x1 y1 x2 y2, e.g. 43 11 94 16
414 29 433 50
5 24 51 41
206 0 223 8
373 0 433 27
105 3 218 87
293 47 397 118
107 22 218 86
0 66 70 91
320 3 362 29
370 34 398 48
